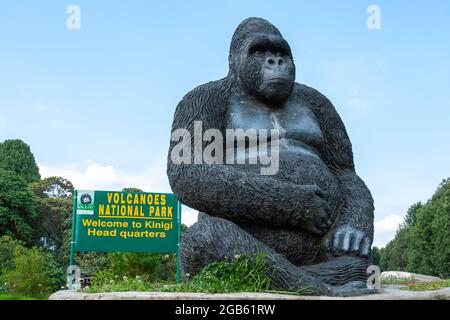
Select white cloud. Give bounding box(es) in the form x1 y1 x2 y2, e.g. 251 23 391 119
181 206 198 227
347 96 367 110
39 162 121 190
345 87 368 111
38 157 199 227
373 214 405 248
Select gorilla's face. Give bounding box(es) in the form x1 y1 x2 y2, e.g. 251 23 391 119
235 34 296 104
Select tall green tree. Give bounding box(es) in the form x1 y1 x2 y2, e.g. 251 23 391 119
406 179 450 276
379 227 410 271
380 178 450 277
0 139 41 183
29 177 74 250
0 169 37 244
404 202 422 228
369 246 381 267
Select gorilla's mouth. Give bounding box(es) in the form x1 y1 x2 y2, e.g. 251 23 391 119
264 77 291 83
262 78 292 92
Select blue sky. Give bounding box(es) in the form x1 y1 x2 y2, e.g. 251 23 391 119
0 1 449 246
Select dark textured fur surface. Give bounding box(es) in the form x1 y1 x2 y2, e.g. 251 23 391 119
167 17 374 296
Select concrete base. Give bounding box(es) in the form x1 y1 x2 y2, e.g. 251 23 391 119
49 285 449 300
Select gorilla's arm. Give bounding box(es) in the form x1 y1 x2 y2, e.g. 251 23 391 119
168 80 328 230
301 84 374 256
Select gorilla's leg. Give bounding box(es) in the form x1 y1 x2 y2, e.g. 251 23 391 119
180 213 374 296
303 256 370 286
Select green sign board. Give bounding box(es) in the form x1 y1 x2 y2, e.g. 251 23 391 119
72 190 181 253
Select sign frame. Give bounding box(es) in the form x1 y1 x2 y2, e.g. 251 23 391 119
68 190 182 289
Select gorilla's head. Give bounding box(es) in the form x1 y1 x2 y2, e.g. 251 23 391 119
229 17 296 105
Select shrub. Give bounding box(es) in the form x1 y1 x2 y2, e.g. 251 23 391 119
108 252 176 282
181 254 272 293
85 253 277 294
0 236 25 274
1 246 53 298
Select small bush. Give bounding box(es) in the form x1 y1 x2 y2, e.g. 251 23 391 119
0 236 25 274
85 253 276 294
108 252 176 282
405 279 450 291
1 245 54 298
179 254 272 293
87 273 151 292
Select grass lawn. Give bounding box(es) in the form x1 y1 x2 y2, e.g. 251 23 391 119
0 294 42 300
382 279 450 291
406 279 450 291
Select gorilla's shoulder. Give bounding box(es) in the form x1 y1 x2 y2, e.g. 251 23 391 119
180 78 231 105
293 83 333 109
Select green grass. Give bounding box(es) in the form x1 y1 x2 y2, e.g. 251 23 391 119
84 253 310 296
0 294 41 300
382 278 413 285
406 279 450 291
382 278 450 291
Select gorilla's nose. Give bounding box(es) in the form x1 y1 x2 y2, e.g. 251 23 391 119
266 57 284 67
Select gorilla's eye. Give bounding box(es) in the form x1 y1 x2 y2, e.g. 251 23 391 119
273 47 290 57
253 49 265 57
249 44 267 58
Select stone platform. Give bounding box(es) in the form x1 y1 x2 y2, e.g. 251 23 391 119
49 285 449 300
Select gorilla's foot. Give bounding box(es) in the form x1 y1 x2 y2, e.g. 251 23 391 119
302 256 370 286
180 213 335 295
331 281 378 297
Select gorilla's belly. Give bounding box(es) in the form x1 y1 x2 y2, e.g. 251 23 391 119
240 149 343 266
276 149 343 214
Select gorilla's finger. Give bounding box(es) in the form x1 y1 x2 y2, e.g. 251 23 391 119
333 232 343 251
341 232 352 252
360 238 371 257
352 233 364 252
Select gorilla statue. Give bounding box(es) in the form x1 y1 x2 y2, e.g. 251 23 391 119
167 17 375 296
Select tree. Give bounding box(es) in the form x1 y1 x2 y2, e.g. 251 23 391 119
380 227 410 271
0 236 24 273
122 187 143 193
31 176 73 200
406 179 450 277
0 139 41 183
29 177 74 250
403 202 422 228
380 178 450 277
369 246 381 267
1 246 53 297
0 169 37 244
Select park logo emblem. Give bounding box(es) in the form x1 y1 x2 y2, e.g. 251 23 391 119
77 190 95 215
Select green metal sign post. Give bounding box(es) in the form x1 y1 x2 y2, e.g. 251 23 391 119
68 190 182 288
68 190 78 290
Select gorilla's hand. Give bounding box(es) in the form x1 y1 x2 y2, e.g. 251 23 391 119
331 224 370 257
296 185 332 236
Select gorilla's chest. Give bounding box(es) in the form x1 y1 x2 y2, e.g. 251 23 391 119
227 98 325 156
